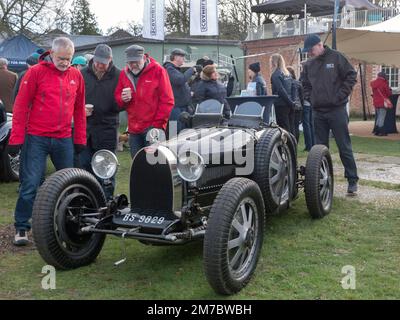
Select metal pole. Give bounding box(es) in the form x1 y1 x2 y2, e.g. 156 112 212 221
359 63 367 121
217 36 220 66
162 41 165 63
332 0 340 49
304 4 307 34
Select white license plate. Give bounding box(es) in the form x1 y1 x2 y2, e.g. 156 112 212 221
121 213 166 226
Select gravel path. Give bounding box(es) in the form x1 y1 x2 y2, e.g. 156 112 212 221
335 182 400 209
332 154 400 185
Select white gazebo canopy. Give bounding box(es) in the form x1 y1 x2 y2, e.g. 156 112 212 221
325 14 400 67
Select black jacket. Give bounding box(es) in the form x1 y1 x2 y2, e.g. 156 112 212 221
271 69 294 108
163 62 194 108
81 60 121 150
302 46 357 110
192 73 231 119
291 79 304 111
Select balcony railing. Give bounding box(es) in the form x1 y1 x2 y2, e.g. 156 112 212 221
246 8 400 41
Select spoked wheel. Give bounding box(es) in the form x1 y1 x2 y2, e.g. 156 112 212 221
268 143 292 206
0 150 19 182
252 129 296 214
32 168 106 269
204 178 265 295
304 145 334 219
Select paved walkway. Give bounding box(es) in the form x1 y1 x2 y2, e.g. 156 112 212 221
349 120 400 141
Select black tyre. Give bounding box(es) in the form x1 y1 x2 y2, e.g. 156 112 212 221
0 149 19 182
204 178 265 295
32 168 107 270
252 129 296 214
304 145 334 219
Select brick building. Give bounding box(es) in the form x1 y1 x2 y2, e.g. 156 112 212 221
243 34 397 116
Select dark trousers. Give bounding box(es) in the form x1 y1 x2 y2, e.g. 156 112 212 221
79 145 116 200
275 104 295 136
313 106 358 182
294 109 302 143
302 104 315 151
15 135 73 231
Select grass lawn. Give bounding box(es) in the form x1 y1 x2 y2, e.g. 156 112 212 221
0 136 399 300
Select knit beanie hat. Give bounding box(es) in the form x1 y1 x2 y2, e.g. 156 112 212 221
26 53 39 66
249 62 261 73
203 59 215 67
378 71 388 81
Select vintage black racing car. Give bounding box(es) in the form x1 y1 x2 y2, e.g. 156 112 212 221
0 105 20 182
32 97 334 295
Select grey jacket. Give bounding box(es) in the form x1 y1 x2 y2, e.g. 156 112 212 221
254 74 267 96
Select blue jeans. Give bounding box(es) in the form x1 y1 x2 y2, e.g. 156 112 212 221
169 106 188 134
79 146 116 200
302 104 315 151
375 108 387 128
129 131 151 159
14 135 73 231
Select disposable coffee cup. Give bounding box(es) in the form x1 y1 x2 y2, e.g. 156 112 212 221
85 104 94 116
122 87 132 101
122 88 132 95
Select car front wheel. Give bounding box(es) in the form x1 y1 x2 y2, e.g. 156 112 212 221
32 168 107 270
304 145 334 219
204 178 265 295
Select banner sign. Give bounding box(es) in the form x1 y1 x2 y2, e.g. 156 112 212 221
143 0 165 41
190 0 219 36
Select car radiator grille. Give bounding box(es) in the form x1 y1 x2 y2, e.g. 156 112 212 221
130 150 173 213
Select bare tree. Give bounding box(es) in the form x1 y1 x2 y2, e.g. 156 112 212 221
165 0 190 36
0 0 72 37
164 0 275 40
127 22 143 37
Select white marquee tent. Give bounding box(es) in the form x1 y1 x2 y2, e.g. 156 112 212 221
325 14 400 67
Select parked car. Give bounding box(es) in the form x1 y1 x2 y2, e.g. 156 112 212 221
32 97 334 295
0 104 19 182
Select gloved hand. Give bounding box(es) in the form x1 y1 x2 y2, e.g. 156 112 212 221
7 144 22 157
74 144 86 154
194 65 203 74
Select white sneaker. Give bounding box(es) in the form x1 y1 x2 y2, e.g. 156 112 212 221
14 230 29 246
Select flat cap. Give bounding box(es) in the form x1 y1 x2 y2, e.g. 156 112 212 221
93 44 112 64
125 44 145 62
170 48 187 56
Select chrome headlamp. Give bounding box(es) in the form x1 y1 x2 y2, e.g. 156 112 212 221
91 150 119 180
177 151 205 182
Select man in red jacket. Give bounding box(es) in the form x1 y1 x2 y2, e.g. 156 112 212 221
115 45 174 158
370 71 392 136
8 37 86 246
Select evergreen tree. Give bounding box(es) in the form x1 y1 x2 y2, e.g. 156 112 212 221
70 0 101 35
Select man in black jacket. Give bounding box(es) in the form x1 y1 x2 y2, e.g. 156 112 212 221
164 48 196 133
79 44 121 199
302 34 359 195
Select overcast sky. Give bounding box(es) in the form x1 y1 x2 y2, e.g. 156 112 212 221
88 0 144 32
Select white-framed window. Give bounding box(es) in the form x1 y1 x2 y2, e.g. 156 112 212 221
300 52 309 62
381 66 399 89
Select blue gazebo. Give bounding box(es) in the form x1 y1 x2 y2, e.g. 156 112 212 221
0 34 43 73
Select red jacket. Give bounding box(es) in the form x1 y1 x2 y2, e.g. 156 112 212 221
10 52 86 145
370 76 392 109
115 55 174 134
